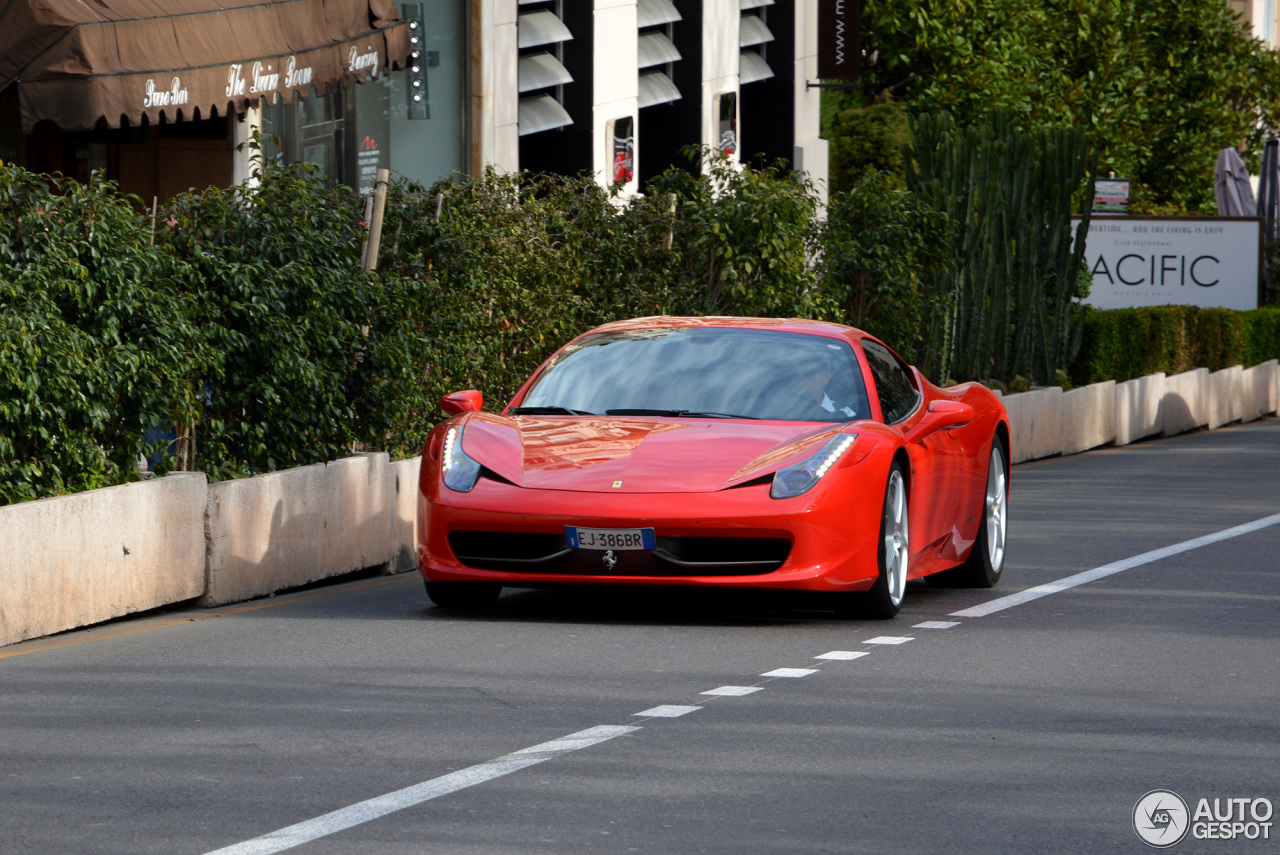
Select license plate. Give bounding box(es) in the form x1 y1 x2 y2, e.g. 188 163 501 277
566 526 656 551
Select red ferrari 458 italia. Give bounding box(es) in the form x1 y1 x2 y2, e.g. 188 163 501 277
417 316 1010 618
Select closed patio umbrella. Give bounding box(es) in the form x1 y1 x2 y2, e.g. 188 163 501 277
1257 138 1280 245
1215 146 1257 216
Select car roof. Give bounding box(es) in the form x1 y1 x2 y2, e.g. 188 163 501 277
583 316 869 341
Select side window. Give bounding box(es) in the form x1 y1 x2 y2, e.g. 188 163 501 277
861 340 919 424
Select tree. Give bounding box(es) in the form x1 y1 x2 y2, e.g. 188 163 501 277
854 0 1280 213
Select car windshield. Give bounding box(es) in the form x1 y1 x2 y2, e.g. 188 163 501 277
517 327 871 422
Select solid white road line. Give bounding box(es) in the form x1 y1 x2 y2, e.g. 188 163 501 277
634 705 702 718
202 725 639 855
951 512 1280 619
815 651 869 661
761 667 818 678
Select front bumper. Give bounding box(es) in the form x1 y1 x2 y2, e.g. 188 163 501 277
417 476 884 592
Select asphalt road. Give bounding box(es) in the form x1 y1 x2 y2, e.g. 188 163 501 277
2 418 1279 855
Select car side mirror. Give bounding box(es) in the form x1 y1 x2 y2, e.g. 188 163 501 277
441 390 484 416
905 400 973 444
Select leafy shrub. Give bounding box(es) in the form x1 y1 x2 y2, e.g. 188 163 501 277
827 100 911 195
0 166 203 503
153 149 395 478
648 147 822 317
818 171 950 363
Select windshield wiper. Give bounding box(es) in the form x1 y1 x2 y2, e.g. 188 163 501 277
605 408 759 420
677 410 760 420
509 406 596 416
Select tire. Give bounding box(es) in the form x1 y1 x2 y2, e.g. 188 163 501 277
839 460 909 619
424 580 502 609
934 436 1008 588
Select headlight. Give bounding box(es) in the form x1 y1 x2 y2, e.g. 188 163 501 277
441 425 482 492
770 434 857 499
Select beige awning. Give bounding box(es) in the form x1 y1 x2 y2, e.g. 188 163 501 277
0 0 411 133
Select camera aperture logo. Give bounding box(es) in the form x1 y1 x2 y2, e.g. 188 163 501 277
1135 790 1190 847
1134 790 1275 847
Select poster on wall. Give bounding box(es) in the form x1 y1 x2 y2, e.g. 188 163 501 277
612 117 634 185
1071 217 1261 311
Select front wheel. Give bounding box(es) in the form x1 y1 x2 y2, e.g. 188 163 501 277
842 461 910 620
424 580 502 610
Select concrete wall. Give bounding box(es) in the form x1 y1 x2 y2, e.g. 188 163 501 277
1002 387 1064 463
0 473 208 647
702 0 740 158
1162 368 1210 437
1061 380 1116 456
391 457 423 574
791 0 827 205
2 455 423 648
999 364 1279 466
1208 365 1243 430
593 0 640 194
1242 360 1279 422
203 453 399 606
1115 372 1165 446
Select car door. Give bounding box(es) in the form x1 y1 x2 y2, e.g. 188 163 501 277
859 339 965 568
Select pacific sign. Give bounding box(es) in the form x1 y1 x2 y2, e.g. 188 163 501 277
818 0 860 79
1071 217 1262 311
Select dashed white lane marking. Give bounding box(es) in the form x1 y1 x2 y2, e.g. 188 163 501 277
635 705 702 718
701 686 763 696
951 512 1280 618
761 667 818 678
203 725 639 855
863 636 913 645
913 621 960 629
815 650 869 661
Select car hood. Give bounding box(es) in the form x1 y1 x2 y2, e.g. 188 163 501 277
459 413 847 493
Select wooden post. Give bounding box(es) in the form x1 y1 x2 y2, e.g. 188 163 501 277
359 194 374 269
363 168 391 272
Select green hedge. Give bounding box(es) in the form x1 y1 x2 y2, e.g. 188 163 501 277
1073 306 1280 384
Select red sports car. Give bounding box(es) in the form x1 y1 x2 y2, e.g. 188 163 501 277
417 317 1009 618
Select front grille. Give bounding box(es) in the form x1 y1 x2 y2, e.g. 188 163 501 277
448 530 790 576
448 531 569 570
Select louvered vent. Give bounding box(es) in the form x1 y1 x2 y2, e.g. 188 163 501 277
739 0 775 84
638 0 682 108
518 1 573 135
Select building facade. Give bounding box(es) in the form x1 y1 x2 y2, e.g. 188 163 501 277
1 0 826 202
467 0 826 198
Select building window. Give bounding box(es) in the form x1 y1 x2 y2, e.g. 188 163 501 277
637 0 683 109
517 0 574 136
